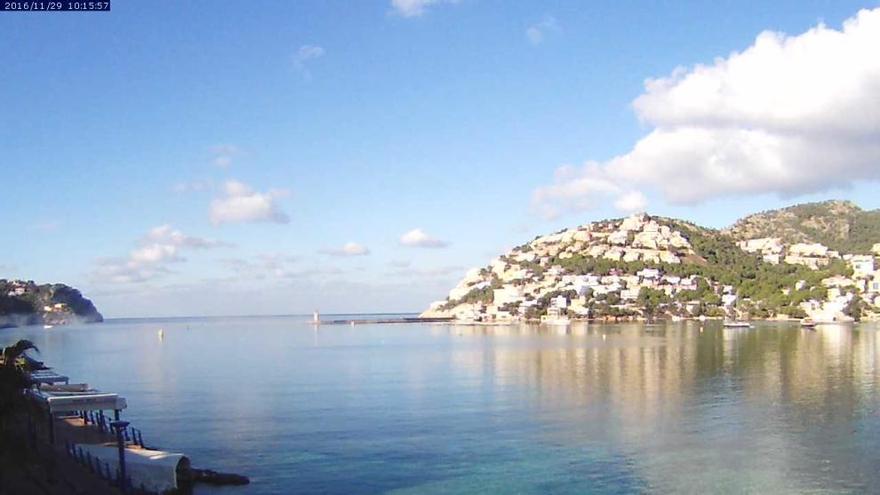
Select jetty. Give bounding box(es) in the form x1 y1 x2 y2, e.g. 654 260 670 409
5 353 248 494
319 316 454 326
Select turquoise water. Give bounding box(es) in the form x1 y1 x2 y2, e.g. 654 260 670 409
4 318 880 494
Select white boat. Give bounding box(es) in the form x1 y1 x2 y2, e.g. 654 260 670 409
723 321 753 328
43 325 54 329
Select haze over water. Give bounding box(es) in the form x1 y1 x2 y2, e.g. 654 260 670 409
4 318 880 494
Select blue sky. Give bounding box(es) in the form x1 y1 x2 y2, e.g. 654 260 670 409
2 0 879 317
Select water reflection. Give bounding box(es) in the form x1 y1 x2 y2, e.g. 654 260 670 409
4 319 880 493
438 321 880 492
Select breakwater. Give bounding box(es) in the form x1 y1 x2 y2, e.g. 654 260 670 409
319 316 454 325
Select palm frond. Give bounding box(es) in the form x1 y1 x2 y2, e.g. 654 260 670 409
2 339 39 368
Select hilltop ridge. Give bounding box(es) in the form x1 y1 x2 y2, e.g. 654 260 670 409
725 200 880 254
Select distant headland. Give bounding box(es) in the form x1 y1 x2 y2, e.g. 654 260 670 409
0 279 103 328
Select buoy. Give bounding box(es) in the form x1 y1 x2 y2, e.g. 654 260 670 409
158 329 165 340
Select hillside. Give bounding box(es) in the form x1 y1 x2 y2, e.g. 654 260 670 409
725 200 880 254
0 280 103 328
424 202 880 323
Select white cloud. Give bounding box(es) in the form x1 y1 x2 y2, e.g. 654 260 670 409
293 44 325 77
390 0 458 17
533 8 880 216
320 242 370 257
144 224 224 249
210 144 239 168
210 180 290 225
532 163 624 219
399 228 449 248
613 191 648 213
94 226 225 284
130 243 180 265
526 15 560 45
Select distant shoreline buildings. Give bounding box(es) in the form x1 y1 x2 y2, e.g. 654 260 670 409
424 202 880 324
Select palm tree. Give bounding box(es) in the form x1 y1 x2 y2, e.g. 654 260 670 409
0 339 38 434
2 339 38 368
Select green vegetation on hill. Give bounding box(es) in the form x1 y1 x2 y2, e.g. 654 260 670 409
542 219 844 318
726 200 880 253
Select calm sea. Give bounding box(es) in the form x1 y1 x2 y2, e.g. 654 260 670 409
4 317 880 494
